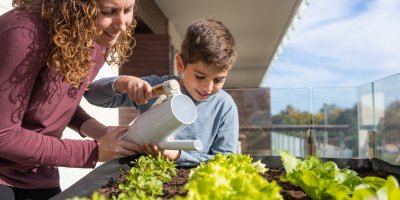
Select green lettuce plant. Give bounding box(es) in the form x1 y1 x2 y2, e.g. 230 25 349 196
278 150 393 200
177 153 283 200
68 154 176 200
117 154 177 199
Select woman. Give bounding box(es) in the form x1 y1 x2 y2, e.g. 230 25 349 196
0 0 139 199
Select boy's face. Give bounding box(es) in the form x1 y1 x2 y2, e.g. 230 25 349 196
176 54 230 102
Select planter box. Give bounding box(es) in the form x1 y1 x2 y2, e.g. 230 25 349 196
51 155 400 200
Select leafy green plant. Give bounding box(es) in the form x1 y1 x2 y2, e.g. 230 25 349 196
351 175 400 200
117 154 177 199
177 153 283 200
278 150 391 200
67 154 176 200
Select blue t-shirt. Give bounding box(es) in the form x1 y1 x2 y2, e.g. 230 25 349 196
84 75 239 166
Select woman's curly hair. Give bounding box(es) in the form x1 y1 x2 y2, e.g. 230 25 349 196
12 0 136 87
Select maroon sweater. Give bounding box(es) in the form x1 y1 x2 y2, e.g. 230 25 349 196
0 9 104 189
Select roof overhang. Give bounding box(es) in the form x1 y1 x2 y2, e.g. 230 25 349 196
154 0 307 88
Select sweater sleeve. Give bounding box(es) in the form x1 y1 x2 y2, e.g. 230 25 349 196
208 99 239 155
0 23 97 168
68 105 95 137
84 76 137 108
84 75 178 109
175 93 239 166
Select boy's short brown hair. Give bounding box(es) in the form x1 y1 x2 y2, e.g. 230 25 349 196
180 19 237 69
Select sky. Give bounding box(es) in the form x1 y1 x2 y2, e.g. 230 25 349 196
262 0 400 88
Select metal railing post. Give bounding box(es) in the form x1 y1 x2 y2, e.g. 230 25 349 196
368 129 377 158
306 128 316 156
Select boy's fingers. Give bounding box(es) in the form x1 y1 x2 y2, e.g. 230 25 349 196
139 88 149 104
144 83 153 100
128 90 137 102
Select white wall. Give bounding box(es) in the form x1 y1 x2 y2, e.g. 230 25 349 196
0 2 120 190
0 0 12 13
168 21 182 75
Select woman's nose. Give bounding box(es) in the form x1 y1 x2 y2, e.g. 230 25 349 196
113 13 127 32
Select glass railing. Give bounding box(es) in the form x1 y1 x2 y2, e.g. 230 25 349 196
373 73 400 164
226 88 310 157
269 88 310 157
227 73 400 165
357 82 375 159
311 87 358 159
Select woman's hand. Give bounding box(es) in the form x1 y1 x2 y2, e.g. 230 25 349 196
114 76 152 105
96 126 143 162
142 144 181 161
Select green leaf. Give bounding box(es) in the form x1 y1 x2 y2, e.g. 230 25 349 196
278 150 301 173
302 170 319 187
362 176 387 190
251 159 268 174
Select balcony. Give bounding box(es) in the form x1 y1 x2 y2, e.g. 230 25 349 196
227 73 400 165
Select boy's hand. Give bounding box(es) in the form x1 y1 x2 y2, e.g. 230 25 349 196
114 76 152 105
142 144 181 161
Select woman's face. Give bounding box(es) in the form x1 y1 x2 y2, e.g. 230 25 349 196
93 0 135 48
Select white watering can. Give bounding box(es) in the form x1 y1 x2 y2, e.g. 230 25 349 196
120 80 201 151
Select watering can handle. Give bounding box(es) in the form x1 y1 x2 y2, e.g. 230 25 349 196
151 84 166 97
150 79 181 98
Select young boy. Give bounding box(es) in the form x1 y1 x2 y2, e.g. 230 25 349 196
84 19 238 166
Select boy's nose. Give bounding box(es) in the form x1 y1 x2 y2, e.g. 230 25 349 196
202 81 213 93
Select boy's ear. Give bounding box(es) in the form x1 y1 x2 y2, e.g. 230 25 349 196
175 53 185 73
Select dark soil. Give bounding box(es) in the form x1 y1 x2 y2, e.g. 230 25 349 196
94 167 391 200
